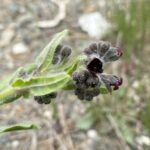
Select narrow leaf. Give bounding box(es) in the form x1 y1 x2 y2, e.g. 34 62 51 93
0 64 37 92
36 30 68 72
0 123 39 133
65 55 87 75
12 72 70 90
0 87 22 105
31 76 70 96
65 60 78 75
63 80 75 90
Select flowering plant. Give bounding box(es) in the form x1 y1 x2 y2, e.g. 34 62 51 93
0 30 123 132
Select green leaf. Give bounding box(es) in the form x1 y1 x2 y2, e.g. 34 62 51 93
23 63 37 74
100 85 109 94
31 76 70 96
12 72 70 90
0 87 22 105
63 80 75 90
0 123 39 133
142 99 150 136
65 55 88 75
36 29 68 72
65 59 78 75
0 68 23 92
0 63 37 92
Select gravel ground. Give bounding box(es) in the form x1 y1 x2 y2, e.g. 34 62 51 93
0 0 150 150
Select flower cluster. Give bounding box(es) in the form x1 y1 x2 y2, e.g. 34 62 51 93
72 41 123 101
34 92 57 104
34 41 123 104
34 44 72 104
72 70 100 101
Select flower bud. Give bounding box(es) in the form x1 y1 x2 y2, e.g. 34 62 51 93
72 70 90 88
89 43 98 53
34 96 44 104
43 98 51 104
34 92 57 104
55 44 63 54
74 88 85 100
52 44 62 64
61 46 72 57
52 56 61 64
86 75 100 88
52 44 72 65
49 92 57 98
84 43 97 55
84 94 93 101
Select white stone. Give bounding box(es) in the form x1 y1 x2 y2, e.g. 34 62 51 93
12 140 19 148
43 110 51 118
132 81 140 89
136 135 150 146
12 43 28 54
78 12 110 38
87 129 99 139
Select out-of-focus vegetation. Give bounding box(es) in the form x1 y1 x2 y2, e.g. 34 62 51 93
77 0 150 149
0 0 150 150
112 0 150 60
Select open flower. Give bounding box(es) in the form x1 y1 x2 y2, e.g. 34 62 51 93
72 41 123 101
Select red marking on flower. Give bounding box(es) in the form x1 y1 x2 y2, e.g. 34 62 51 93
110 77 123 91
118 77 123 86
116 47 123 57
113 85 119 90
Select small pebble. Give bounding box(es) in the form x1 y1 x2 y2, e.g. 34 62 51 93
136 135 150 146
12 43 28 54
12 140 19 148
87 129 99 140
78 12 110 38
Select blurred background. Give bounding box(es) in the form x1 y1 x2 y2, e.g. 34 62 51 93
0 0 150 150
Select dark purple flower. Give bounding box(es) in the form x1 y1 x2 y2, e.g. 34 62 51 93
83 41 123 93
87 57 103 73
72 41 123 101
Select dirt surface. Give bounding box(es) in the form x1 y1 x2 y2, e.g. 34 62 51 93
0 0 150 150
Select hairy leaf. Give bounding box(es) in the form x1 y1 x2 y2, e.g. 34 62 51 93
12 72 70 89
36 30 68 72
65 55 88 75
65 60 78 75
31 76 70 96
0 123 39 133
0 87 22 105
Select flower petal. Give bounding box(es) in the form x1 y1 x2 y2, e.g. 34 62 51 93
100 74 122 93
97 41 111 57
87 57 103 73
102 47 123 63
84 43 98 55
